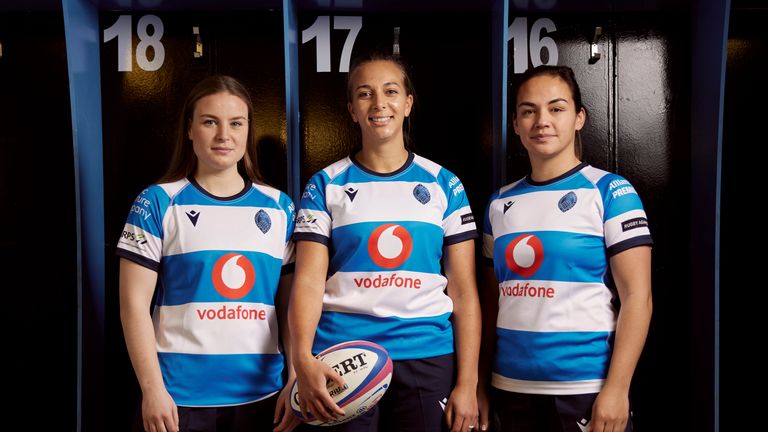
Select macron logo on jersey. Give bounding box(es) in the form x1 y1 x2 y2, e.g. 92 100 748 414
186 210 200 226
505 234 544 278
367 224 413 269
503 201 516 214
345 187 359 202
211 253 256 299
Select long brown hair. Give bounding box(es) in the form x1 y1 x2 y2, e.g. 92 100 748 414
158 75 263 184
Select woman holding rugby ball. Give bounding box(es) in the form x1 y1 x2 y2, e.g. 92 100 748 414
290 54 482 432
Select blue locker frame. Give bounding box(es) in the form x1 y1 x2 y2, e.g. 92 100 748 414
0 0 725 430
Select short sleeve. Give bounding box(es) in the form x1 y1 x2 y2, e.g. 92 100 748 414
115 185 170 271
279 192 296 271
438 168 478 246
597 174 653 257
293 171 333 245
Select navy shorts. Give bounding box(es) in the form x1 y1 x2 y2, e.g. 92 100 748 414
132 393 279 432
492 389 633 432
298 353 455 432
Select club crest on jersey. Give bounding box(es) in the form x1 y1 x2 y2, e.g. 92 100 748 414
368 224 413 269
186 210 200 226
211 253 256 299
413 184 431 204
345 187 359 202
255 210 272 233
558 191 577 212
505 234 544 277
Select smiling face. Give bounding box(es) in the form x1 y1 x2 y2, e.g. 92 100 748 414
347 60 414 147
188 91 249 177
513 74 586 164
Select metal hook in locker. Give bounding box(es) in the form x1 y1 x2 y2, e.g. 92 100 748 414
393 27 400 58
193 27 203 58
589 26 602 64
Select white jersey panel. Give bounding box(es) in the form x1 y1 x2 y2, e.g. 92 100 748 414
326 181 447 229
323 270 453 319
163 205 287 259
154 303 279 355
487 189 604 238
491 373 604 395
496 280 616 333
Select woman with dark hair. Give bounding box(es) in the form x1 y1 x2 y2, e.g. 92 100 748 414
117 75 300 432
290 55 481 432
477 65 653 432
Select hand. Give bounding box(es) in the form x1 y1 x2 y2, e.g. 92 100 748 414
477 385 491 431
294 355 347 423
141 388 179 432
445 383 479 432
273 379 302 432
589 386 629 432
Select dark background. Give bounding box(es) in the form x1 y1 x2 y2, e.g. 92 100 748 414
0 0 754 429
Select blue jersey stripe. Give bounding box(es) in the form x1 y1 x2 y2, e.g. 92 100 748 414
161 250 282 305
314 311 454 361
158 352 283 406
494 328 612 381
493 231 607 283
329 222 444 274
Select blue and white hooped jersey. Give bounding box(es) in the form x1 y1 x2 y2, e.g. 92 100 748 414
294 153 478 360
116 178 295 407
483 163 652 395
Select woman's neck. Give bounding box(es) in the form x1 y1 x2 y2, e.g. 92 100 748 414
355 142 409 174
529 155 582 183
194 168 245 197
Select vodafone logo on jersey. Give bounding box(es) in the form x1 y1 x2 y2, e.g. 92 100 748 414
505 234 544 277
211 253 256 299
367 224 413 269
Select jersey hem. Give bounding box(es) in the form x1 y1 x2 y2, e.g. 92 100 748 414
491 373 604 395
175 389 280 408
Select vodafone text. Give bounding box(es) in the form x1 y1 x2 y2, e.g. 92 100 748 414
500 282 555 299
354 273 422 289
196 304 268 320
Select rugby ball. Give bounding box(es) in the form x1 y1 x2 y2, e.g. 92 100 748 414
291 340 393 426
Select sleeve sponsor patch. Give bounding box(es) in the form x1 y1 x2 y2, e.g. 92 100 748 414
460 213 475 225
621 217 648 232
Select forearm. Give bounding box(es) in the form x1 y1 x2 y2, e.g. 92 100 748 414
289 241 329 364
277 274 296 380
604 246 653 393
604 291 652 392
445 241 481 388
452 293 481 387
478 264 498 389
119 259 166 395
121 303 165 393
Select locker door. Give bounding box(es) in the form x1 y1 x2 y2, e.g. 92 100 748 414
0 10 77 428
